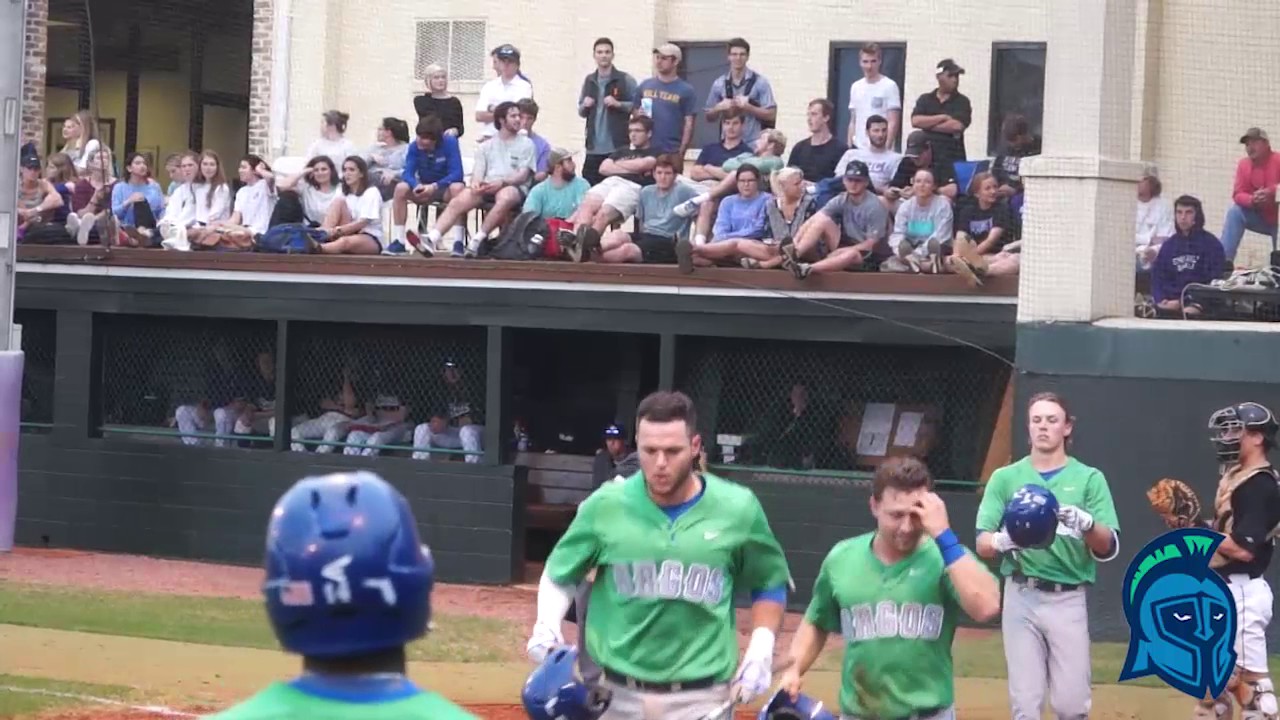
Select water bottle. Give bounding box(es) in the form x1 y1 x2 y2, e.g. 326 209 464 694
530 233 544 247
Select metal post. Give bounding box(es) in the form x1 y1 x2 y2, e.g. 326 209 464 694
0 0 27 552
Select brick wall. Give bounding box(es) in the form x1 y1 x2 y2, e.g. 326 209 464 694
21 0 48 149
248 0 274 157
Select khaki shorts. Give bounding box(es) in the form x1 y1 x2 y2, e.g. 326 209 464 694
587 177 642 218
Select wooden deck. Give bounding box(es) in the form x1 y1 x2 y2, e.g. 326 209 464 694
15 245 1020 298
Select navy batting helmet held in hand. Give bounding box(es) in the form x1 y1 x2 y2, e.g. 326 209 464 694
1003 483 1060 549
262 471 434 659
522 645 611 720
757 689 836 720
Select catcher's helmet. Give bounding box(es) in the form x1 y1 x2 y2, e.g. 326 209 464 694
1208 402 1278 462
1003 483 1060 549
757 689 836 720
262 471 434 659
522 645 611 720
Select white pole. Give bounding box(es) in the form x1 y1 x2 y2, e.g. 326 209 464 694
0 0 27 350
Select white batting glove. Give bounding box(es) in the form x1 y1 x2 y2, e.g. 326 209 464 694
732 628 775 704
526 620 564 663
1057 505 1095 534
990 530 1021 554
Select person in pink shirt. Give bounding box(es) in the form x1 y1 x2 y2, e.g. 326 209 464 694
1221 126 1280 264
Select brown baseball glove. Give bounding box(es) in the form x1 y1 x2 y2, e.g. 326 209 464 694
1147 478 1209 529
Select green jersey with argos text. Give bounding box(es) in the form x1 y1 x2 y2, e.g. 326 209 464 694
975 456 1121 585
544 472 792 684
804 533 990 718
203 682 478 719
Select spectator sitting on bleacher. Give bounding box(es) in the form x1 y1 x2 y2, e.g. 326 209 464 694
677 163 771 273
835 115 903 195
1134 173 1174 272
1221 127 1280 266
783 161 890 279
518 99 552 184
883 167 953 273
787 99 846 186
16 154 66 244
64 145 115 246
161 152 198 223
411 359 484 463
674 129 788 247
1151 195 1225 317
274 156 340 227
342 394 412 457
992 113 1039 219
177 150 232 247
288 370 367 453
201 155 276 250
305 110 358 169
591 155 694 265
687 110 753 187
414 64 465 139
757 166 817 269
59 110 101 178
366 117 410 200
314 156 384 255
590 423 639 489
562 115 659 259
885 131 958 206
111 152 166 247
391 116 464 256
948 172 1016 287
523 148 589 223
423 101 536 259
162 152 185 197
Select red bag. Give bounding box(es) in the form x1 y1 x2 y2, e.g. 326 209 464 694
544 218 574 259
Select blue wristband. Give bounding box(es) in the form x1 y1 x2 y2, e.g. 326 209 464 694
935 528 967 567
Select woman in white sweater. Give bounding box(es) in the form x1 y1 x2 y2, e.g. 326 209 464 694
316 156 384 255
181 150 233 245
305 110 359 169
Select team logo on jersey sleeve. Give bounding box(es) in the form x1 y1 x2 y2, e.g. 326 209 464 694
1118 528 1237 701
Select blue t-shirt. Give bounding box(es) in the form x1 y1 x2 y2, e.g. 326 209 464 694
695 141 753 171
635 77 698 154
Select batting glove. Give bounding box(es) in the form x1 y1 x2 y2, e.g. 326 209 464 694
526 620 565 663
732 628 775 704
990 530 1020 554
1057 505 1095 534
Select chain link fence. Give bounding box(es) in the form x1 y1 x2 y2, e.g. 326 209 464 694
17 309 57 432
97 315 277 447
286 323 487 461
676 336 1012 485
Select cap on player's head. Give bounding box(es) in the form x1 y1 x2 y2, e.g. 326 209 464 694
262 471 434 661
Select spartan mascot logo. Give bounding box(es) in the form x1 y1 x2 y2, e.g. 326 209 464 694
1119 528 1237 700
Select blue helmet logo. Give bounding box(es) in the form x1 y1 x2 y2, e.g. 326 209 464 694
1118 528 1237 700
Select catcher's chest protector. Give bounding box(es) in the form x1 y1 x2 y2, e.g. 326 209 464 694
1213 463 1280 539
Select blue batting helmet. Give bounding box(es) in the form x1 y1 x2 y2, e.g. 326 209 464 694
522 645 611 720
1003 483 1060 549
758 688 836 720
262 471 434 659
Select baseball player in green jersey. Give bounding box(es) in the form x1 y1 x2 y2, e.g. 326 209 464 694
777 456 1001 720
975 392 1121 720
526 390 793 719
205 471 476 720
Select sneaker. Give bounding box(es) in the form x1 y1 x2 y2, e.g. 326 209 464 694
673 198 702 218
463 236 481 259
676 236 694 274
740 257 761 269
780 243 804 279
406 231 432 258
381 240 408 256
579 227 602 260
564 226 586 263
76 216 94 246
794 262 812 279
452 239 466 258
556 228 577 256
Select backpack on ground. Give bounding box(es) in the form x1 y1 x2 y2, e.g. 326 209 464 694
481 211 548 261
254 223 326 254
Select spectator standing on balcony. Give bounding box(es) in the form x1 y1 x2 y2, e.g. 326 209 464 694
592 155 696 265
203 155 276 248
910 59 972 170
342 394 412 457
847 43 902 151
676 163 771 272
578 37 638 186
366 117 411 200
1134 173 1175 272
992 113 1040 218
787 99 846 185
315 156 385 255
475 45 533 143
636 44 697 159
305 111 359 170
1221 127 1280 265
687 110 753 187
884 168 953 273
111 152 165 246
782 161 890 279
391 116 464 256
517 99 552 184
703 38 777 146
59 110 102 177
275 156 341 227
562 116 659 260
1151 195 1225 317
949 172 1016 287
413 64 465 139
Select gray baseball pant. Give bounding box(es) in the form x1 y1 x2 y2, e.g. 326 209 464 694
599 679 731 720
1001 576 1091 719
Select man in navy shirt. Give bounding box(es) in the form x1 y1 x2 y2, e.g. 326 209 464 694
686 110 754 186
389 116 463 254
635 44 698 160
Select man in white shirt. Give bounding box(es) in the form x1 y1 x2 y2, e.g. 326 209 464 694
1135 173 1175 271
847 43 901 150
835 114 903 193
474 44 533 143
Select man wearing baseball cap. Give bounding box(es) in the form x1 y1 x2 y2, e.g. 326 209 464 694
782 160 891 279
1221 127 1280 265
885 130 959 205
908 58 972 172
635 44 698 157
475 44 533 142
523 148 589 223
591 423 639 490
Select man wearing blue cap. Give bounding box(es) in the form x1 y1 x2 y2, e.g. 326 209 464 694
590 423 639 490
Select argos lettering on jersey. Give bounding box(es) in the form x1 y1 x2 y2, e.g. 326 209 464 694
840 601 946 643
613 560 726 605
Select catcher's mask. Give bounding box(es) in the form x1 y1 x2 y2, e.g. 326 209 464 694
1208 402 1278 463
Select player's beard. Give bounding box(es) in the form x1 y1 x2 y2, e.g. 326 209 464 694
892 527 923 554
645 455 696 504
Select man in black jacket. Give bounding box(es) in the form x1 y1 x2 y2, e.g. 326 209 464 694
578 37 638 186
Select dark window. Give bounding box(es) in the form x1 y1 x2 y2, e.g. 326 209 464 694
675 42 730 153
988 43 1047 155
827 42 907 151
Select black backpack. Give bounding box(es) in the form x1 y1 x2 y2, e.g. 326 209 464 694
725 74 775 130
480 211 548 261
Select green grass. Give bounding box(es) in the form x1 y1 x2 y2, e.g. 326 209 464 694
0 583 522 663
0 674 136 717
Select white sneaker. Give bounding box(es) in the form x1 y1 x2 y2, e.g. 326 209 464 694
673 196 705 218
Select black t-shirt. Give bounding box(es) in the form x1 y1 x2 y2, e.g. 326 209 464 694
607 146 659 187
955 200 1014 247
911 90 972 163
992 137 1042 193
787 136 848 183
1217 469 1280 578
889 155 957 191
